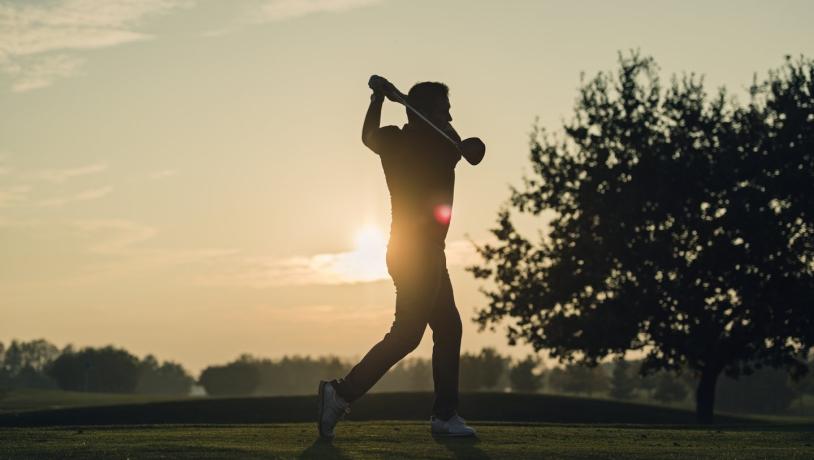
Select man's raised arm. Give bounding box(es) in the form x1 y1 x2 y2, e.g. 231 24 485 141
362 75 406 153
362 91 385 150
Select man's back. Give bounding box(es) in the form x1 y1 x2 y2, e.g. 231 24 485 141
371 122 462 249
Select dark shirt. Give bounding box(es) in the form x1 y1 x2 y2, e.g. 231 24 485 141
370 123 462 250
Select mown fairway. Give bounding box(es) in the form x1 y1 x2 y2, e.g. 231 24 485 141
1 422 813 459
1 390 812 459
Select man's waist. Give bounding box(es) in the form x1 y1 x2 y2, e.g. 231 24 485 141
388 224 446 249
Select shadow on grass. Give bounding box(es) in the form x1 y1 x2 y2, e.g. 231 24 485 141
297 438 351 460
432 434 491 460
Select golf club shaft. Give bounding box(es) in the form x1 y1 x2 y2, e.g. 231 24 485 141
391 94 461 150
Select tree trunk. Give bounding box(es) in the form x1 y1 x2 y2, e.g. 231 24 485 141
695 367 720 424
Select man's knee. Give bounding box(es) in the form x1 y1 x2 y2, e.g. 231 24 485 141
434 313 462 343
452 314 462 341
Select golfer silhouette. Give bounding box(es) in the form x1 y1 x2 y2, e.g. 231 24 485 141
318 75 485 439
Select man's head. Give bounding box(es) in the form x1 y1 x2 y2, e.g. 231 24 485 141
407 81 451 128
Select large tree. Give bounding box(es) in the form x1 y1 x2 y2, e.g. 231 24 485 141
468 53 814 423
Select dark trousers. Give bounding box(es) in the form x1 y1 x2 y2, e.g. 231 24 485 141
331 240 462 420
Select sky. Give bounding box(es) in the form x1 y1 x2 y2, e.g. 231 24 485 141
1 0 813 375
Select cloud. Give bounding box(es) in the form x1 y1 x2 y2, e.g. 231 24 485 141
71 218 157 254
148 169 177 180
5 217 241 287
203 252 384 288
0 216 38 228
205 0 383 35
38 185 113 207
0 215 239 291
196 237 489 288
0 184 32 207
0 161 110 207
0 0 192 92
256 0 383 22
199 248 386 288
6 53 85 92
34 162 108 183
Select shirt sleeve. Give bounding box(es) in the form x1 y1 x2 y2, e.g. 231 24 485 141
366 125 402 157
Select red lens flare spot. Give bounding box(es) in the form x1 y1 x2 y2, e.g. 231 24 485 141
433 204 452 225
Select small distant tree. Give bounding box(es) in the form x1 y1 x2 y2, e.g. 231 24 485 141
407 359 433 391
47 346 140 393
653 373 689 404
136 355 195 395
2 339 60 375
548 364 609 396
0 339 61 390
800 357 814 397
459 347 510 391
199 355 260 396
468 53 814 423
477 347 510 390
509 354 544 393
609 359 635 400
716 367 799 414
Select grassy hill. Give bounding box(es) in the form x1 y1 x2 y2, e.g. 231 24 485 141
0 388 186 413
1 421 813 459
1 390 812 459
0 390 773 427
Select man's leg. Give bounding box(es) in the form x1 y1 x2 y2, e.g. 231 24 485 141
427 254 463 421
331 249 443 403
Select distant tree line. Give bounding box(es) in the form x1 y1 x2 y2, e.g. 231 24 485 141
0 339 194 395
3 338 813 415
197 347 814 416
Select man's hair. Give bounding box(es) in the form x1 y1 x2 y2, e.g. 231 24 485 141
407 82 449 120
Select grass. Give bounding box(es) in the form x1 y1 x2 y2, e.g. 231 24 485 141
1 390 812 458
1 422 813 459
0 390 769 427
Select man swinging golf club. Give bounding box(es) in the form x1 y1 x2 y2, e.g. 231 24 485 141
317 75 485 439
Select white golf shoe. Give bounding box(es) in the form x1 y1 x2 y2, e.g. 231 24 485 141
430 413 477 437
317 380 351 440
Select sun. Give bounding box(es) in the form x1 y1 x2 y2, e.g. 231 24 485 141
353 225 387 255
329 225 389 282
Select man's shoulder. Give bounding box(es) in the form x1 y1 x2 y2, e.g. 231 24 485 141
381 124 403 135
376 125 406 155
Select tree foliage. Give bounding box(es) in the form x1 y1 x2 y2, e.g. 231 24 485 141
547 364 609 396
47 346 141 393
716 367 799 414
136 354 195 395
199 354 261 396
468 52 814 422
459 347 510 391
609 358 635 400
509 354 544 393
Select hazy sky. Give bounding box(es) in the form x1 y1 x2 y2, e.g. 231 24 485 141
2 0 813 374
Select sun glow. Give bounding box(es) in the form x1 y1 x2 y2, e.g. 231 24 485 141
329 225 389 282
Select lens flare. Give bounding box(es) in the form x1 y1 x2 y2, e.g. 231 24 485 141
433 204 452 225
